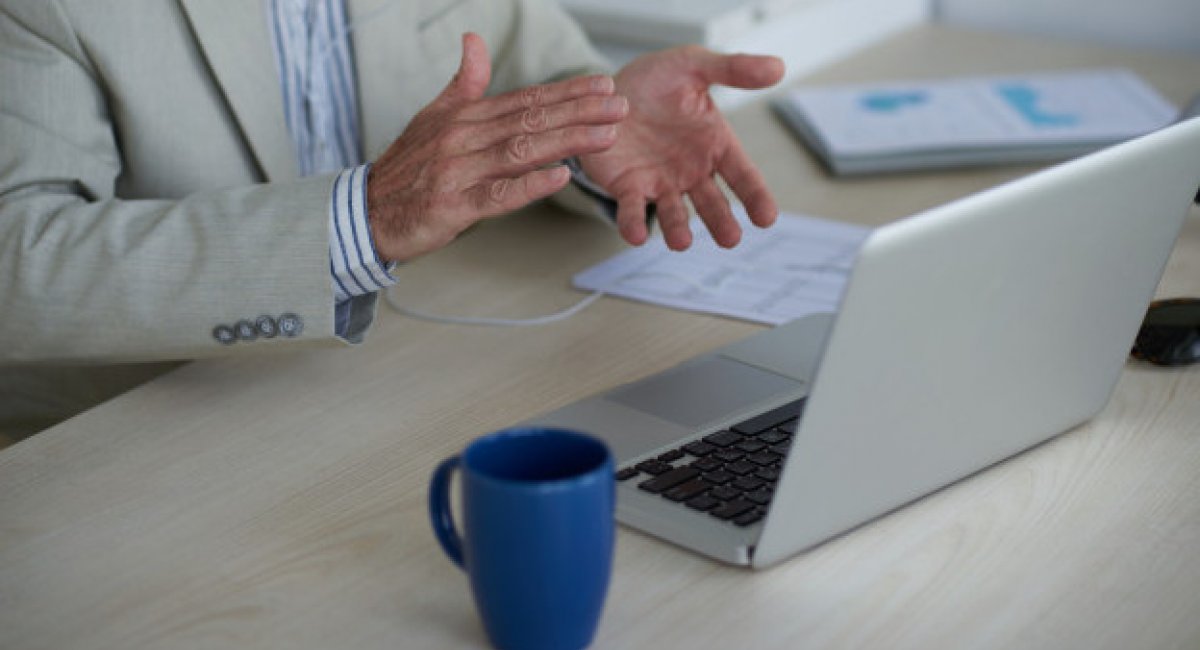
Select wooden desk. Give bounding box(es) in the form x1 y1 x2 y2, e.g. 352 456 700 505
3 26 1199 650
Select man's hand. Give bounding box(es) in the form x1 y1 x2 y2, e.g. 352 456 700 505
579 46 785 251
367 33 629 262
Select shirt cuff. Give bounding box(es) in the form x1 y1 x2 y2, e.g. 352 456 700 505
328 164 397 306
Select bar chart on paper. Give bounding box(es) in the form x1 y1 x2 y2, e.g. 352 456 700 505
574 207 870 325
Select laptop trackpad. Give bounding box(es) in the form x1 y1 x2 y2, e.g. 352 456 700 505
607 356 802 429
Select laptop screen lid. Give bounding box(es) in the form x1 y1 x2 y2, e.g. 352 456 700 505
753 118 1200 568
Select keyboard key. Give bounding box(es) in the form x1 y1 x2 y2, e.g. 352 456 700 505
713 449 745 463
733 509 765 527
726 460 758 476
663 478 711 502
709 485 742 502
615 467 640 481
690 457 722 472
657 449 685 463
686 495 720 511
638 466 701 494
731 399 805 435
757 430 789 445
778 419 799 434
683 441 717 456
703 430 743 447
710 499 756 520
732 476 764 492
702 470 734 485
747 451 782 467
754 467 781 482
770 442 791 455
735 439 767 453
635 460 673 476
746 489 773 506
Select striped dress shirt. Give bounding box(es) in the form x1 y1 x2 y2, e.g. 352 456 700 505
266 0 395 331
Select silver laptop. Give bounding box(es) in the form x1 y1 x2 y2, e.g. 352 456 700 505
521 117 1200 569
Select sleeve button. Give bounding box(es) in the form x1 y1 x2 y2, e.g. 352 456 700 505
213 324 237 345
255 315 278 338
235 319 258 342
278 313 303 338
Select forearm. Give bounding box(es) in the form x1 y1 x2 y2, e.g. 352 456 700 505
0 177 341 364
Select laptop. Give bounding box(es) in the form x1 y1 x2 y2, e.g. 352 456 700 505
519 116 1200 569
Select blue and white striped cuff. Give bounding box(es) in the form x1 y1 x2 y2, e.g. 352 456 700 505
329 164 397 304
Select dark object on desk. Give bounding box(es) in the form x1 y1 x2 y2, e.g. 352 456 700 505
1176 91 1200 202
1131 298 1200 366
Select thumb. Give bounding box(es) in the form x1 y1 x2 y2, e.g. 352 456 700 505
436 32 491 106
692 49 784 91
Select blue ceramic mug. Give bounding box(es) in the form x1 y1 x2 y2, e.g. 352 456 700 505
429 427 615 650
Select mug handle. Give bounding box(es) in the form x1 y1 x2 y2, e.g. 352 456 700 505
429 456 465 569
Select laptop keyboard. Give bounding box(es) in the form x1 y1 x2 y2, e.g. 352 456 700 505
614 398 805 528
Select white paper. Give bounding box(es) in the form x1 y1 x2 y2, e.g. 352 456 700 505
574 207 870 325
782 69 1177 158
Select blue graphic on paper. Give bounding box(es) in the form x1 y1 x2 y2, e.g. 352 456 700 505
860 91 928 113
995 84 1079 127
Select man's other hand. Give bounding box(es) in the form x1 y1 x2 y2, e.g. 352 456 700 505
580 46 785 251
367 33 628 262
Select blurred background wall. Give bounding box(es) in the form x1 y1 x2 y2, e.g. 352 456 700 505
935 0 1200 56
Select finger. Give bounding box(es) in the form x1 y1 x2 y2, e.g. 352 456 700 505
688 178 742 248
615 192 650 246
459 74 615 121
656 191 692 251
434 32 492 108
469 165 572 218
458 124 619 182
460 94 628 153
689 48 785 90
718 138 777 228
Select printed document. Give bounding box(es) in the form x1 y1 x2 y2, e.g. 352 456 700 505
575 207 870 325
772 68 1177 174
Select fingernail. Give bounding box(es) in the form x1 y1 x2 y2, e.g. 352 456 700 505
591 76 615 93
589 125 616 141
604 96 628 114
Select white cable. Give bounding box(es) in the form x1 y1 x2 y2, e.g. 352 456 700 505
385 285 605 326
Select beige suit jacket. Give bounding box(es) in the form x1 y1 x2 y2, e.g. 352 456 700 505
0 0 608 438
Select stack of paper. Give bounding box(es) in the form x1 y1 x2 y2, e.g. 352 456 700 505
574 207 870 325
771 68 1178 175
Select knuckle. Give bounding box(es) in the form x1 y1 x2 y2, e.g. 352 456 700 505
520 107 548 133
488 178 511 204
504 134 533 164
473 178 510 210
520 84 546 108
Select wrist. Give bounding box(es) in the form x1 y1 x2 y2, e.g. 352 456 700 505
329 165 397 302
364 164 400 264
